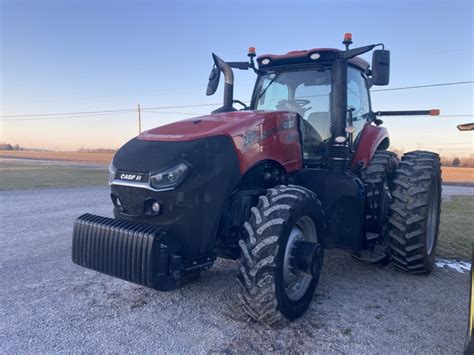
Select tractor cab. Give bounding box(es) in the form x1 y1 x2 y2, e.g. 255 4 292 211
207 33 390 169
250 49 371 160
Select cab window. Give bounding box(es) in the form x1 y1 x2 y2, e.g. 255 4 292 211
347 67 370 134
257 79 289 110
294 79 331 142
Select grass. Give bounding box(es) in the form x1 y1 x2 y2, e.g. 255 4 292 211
438 196 473 261
0 160 108 190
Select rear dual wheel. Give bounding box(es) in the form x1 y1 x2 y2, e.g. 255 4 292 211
237 185 326 325
360 150 399 244
387 151 442 273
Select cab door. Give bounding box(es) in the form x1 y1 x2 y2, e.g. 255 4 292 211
347 66 371 141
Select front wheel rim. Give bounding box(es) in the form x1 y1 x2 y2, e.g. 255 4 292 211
283 216 318 301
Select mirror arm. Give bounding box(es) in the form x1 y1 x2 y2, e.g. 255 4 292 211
342 43 384 59
228 61 259 74
367 77 373 88
227 62 251 70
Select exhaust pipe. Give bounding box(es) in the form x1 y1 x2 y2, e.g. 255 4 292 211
329 58 350 172
211 53 236 114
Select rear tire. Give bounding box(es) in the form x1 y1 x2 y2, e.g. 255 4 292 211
387 151 442 273
360 150 399 185
360 150 399 238
237 185 326 325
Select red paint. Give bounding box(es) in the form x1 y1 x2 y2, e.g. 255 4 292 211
352 123 390 167
138 111 303 174
257 48 369 71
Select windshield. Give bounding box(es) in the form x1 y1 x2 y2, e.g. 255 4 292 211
253 67 333 160
253 67 332 120
252 66 370 160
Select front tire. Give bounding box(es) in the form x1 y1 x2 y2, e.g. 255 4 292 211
387 151 442 273
237 185 326 325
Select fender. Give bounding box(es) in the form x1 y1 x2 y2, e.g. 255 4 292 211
232 112 302 174
352 123 389 167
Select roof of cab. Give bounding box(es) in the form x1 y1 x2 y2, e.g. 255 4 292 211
256 48 369 72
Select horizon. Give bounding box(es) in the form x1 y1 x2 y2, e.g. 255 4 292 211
1 0 473 156
1 144 472 160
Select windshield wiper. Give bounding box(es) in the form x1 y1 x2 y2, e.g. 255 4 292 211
256 70 284 103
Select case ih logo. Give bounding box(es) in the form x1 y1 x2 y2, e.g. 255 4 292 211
242 117 296 149
119 173 144 181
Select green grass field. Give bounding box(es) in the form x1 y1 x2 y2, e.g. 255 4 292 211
0 159 108 190
1 159 471 261
438 196 473 261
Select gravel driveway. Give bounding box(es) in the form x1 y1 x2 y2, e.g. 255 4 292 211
0 187 469 353
442 185 474 199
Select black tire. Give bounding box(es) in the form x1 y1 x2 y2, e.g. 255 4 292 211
360 150 399 184
387 151 442 273
360 150 399 235
237 185 326 325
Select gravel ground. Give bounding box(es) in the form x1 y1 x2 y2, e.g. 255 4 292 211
0 187 469 353
442 185 474 199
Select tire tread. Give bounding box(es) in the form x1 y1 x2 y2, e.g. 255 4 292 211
387 151 442 273
237 185 324 325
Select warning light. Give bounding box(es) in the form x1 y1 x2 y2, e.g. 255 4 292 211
248 47 256 58
430 109 440 116
343 33 353 50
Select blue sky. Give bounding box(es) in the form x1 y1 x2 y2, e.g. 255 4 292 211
1 0 473 155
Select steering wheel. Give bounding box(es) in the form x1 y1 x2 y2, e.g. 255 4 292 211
291 99 312 116
294 99 311 107
276 99 312 116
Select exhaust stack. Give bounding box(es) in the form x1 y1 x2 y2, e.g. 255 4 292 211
211 53 236 114
329 57 351 172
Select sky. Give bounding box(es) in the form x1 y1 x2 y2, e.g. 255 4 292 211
1 0 473 156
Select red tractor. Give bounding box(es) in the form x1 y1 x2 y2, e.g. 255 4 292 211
72 34 442 324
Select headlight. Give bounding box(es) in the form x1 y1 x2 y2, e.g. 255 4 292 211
150 162 189 190
108 163 117 184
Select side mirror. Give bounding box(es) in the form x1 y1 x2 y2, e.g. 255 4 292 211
457 123 474 131
372 50 390 86
206 66 220 96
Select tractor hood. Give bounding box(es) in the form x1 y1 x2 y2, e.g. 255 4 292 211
113 109 301 175
138 110 287 142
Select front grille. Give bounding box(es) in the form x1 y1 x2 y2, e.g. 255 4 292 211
72 213 166 287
